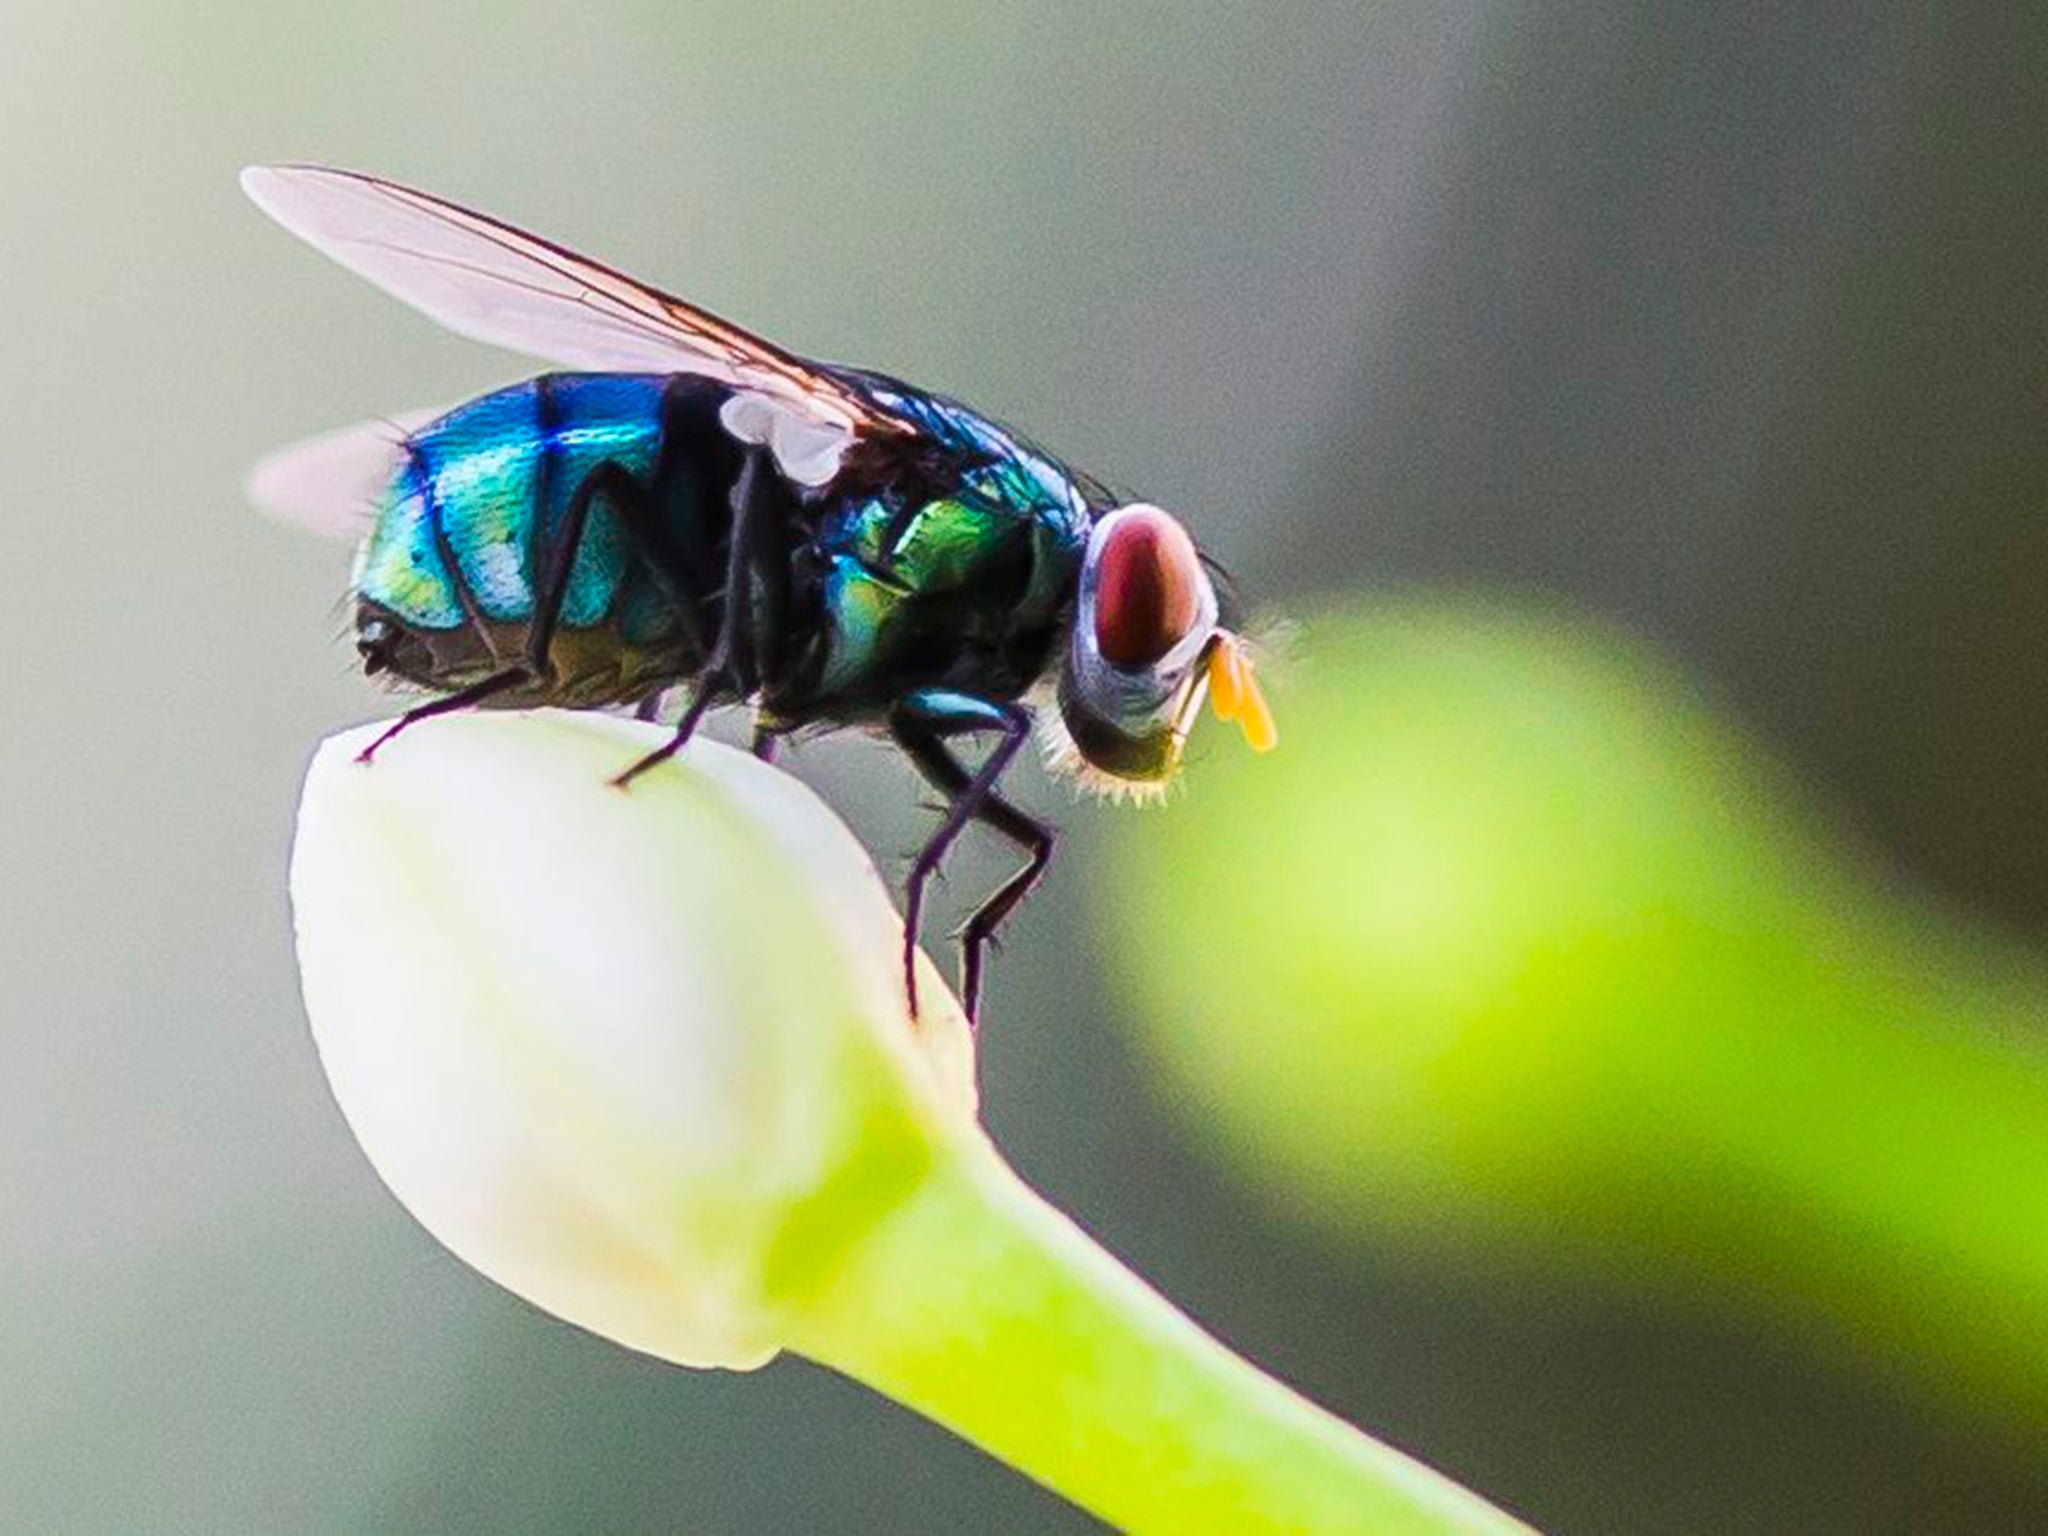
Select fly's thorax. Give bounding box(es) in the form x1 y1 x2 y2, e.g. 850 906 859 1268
798 468 1091 712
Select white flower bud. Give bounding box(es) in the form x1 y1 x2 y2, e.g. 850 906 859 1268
289 710 975 1370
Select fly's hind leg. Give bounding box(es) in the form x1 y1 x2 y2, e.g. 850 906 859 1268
889 690 1047 1025
615 445 782 787
355 669 528 763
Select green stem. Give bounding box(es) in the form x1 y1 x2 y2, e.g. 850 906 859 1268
790 1137 1529 1534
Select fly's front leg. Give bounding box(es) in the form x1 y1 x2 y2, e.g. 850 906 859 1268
615 445 774 787
889 690 1044 1024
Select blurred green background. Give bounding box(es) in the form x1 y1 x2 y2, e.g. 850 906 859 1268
4 3 2045 1530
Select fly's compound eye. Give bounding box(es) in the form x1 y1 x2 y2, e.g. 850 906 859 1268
1093 506 1205 666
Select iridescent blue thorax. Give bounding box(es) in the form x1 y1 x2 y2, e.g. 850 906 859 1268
784 378 1100 719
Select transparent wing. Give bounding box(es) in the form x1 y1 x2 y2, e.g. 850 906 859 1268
240 165 906 458
247 409 444 539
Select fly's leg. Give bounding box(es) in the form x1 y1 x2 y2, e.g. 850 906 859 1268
355 669 527 762
751 496 793 689
750 717 781 764
957 806 1053 1024
587 458 706 740
359 459 681 764
889 690 1046 1024
614 446 776 787
613 675 720 787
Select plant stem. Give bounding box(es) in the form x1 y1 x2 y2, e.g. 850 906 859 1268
790 1137 1530 1534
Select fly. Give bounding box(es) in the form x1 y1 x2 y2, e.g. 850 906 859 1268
243 165 1276 1023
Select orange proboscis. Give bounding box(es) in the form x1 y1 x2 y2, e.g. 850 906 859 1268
1207 635 1278 753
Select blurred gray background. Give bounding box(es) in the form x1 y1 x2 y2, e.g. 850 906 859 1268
3 3 2044 1530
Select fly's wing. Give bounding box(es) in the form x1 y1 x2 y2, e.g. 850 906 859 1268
240 165 912 485
247 409 443 539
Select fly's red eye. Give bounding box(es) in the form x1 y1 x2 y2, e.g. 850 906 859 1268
1093 508 1203 667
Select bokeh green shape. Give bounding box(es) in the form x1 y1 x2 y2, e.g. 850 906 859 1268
1104 596 2048 1436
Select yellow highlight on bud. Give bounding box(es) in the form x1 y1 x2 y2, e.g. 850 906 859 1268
1208 634 1279 754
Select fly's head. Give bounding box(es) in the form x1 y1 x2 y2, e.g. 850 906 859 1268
1049 504 1276 800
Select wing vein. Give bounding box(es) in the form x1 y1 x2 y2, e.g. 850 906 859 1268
241 164 915 476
